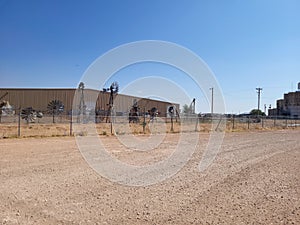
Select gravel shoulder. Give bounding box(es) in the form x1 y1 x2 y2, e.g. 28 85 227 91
0 130 299 224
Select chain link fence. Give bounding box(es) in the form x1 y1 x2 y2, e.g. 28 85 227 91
0 114 72 138
228 115 300 131
0 113 299 138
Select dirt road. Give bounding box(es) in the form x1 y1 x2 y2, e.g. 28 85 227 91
1 130 300 224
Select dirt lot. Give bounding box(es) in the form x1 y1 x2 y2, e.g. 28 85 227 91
0 130 300 224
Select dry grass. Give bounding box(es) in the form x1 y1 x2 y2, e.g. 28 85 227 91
0 119 299 139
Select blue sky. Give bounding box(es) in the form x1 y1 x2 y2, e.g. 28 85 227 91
0 0 299 113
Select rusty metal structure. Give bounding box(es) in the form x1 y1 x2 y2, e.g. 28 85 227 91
103 82 119 123
149 107 158 121
128 100 140 123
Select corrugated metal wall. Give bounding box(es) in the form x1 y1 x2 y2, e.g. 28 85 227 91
0 89 76 113
0 88 179 116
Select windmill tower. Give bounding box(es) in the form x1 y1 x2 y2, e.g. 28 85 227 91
104 82 119 123
76 82 86 123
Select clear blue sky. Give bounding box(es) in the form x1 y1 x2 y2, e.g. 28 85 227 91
0 0 299 113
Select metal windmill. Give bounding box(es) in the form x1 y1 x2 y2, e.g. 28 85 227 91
77 82 86 122
21 107 43 123
167 104 180 131
168 105 176 132
78 82 86 115
129 100 140 123
190 98 196 114
103 82 119 123
47 100 64 123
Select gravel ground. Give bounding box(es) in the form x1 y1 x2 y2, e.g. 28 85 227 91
0 130 300 224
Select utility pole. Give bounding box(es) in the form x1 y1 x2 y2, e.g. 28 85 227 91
210 87 214 116
256 87 262 113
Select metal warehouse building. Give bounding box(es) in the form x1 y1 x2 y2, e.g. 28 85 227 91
0 88 179 117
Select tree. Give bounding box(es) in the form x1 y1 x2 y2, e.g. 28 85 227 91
182 104 192 114
250 109 266 116
47 100 64 123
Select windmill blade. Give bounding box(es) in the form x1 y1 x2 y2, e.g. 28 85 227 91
110 81 119 93
78 82 85 90
47 100 64 114
21 107 37 122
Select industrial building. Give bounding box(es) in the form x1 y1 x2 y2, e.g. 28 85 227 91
0 88 179 119
268 82 300 118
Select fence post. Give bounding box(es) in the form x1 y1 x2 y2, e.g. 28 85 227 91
285 118 288 128
69 114 73 136
143 107 146 133
248 116 250 129
261 116 264 128
110 120 113 135
232 115 235 130
18 109 21 137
